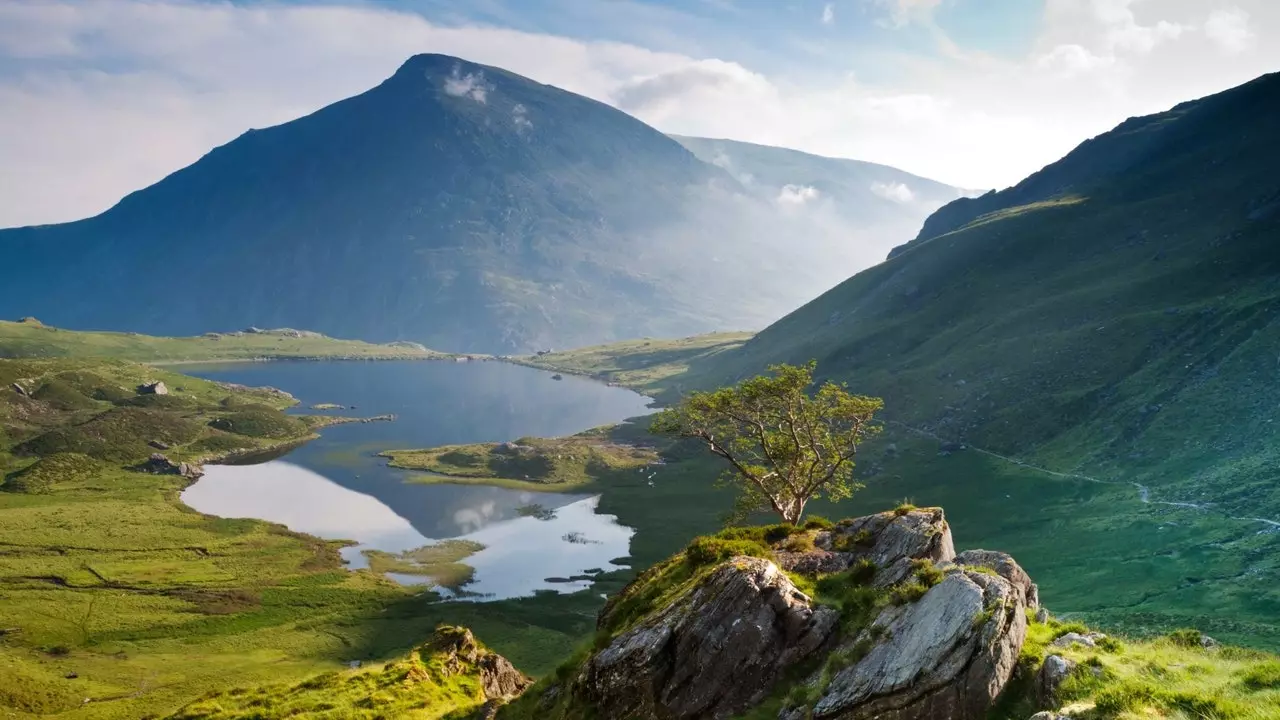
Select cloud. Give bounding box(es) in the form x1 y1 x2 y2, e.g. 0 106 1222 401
870 181 915 203
1205 7 1255 54
869 0 944 28
776 184 821 206
0 0 1278 229
822 4 836 26
443 66 489 102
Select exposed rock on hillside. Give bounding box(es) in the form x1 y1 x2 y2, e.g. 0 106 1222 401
513 508 1030 720
581 557 838 719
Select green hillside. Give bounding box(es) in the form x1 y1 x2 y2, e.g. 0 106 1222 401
515 72 1280 646
0 319 447 362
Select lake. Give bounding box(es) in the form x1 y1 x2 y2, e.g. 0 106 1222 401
179 360 654 599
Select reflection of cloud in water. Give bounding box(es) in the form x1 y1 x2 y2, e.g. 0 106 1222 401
183 462 428 555
453 501 498 534
183 461 633 599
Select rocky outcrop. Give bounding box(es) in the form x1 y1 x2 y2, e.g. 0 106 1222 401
954 549 1039 609
1051 632 1107 649
580 557 839 719
133 453 203 479
1037 655 1076 707
532 508 1032 720
803 567 1027 720
433 626 531 704
137 381 169 395
774 507 955 582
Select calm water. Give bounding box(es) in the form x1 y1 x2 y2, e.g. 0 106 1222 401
178 360 654 599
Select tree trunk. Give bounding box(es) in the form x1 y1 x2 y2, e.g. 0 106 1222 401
782 498 806 526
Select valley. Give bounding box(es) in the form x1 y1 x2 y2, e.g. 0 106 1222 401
1 33 1279 720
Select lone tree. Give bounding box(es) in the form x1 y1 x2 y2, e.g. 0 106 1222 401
651 362 882 525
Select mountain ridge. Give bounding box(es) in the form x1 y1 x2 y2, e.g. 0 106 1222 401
0 53 965 354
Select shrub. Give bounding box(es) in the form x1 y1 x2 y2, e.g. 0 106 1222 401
890 582 929 605
803 516 835 530
911 558 945 588
781 533 817 553
1167 628 1209 648
684 536 772 567
1241 661 1280 690
893 501 917 516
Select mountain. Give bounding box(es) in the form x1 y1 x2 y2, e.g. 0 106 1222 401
0 55 962 354
697 71 1280 523
673 135 977 248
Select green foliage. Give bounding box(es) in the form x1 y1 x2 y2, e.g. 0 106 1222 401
383 435 658 492
30 378 101 411
166 626 501 719
15 407 205 462
0 320 445 362
684 536 772 566
1241 661 1280 690
209 407 307 439
802 515 834 530
1169 628 1212 648
2 453 101 494
892 501 917 516
651 361 883 524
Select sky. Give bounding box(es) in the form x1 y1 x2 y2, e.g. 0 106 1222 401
0 0 1276 228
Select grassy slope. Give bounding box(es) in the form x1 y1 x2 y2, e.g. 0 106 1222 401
165 626 506 720
510 75 1280 647
0 359 630 718
508 332 750 401
0 319 451 362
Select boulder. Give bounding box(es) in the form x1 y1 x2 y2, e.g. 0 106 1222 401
10 382 28 397
1035 607 1051 624
955 549 1038 608
134 453 204 480
580 557 838 719
1028 713 1070 720
784 508 954 582
137 381 169 395
1050 632 1106 649
1037 655 1076 707
804 568 1027 720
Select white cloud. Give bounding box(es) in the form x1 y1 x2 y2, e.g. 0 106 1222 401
0 0 1277 228
869 0 944 28
443 66 489 103
777 184 821 206
870 181 915 203
822 4 836 26
1205 7 1255 54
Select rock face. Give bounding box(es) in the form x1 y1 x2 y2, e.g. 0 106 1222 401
807 568 1027 720
580 557 839 719
433 626 531 702
134 453 203 480
954 549 1039 609
545 508 1031 720
775 507 955 581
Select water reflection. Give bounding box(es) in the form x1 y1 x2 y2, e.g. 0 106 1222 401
183 456 635 597
178 361 653 598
